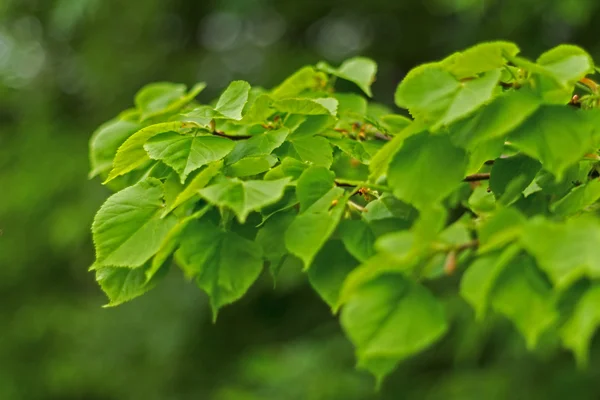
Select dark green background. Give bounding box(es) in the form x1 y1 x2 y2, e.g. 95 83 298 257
2 0 600 398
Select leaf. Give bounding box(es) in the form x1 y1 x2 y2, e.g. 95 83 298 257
199 177 291 223
273 98 338 116
285 187 347 269
508 106 598 180
308 241 359 309
135 82 187 120
163 161 222 215
290 115 335 139
439 41 520 79
340 273 448 385
490 154 541 204
317 57 378 97
144 132 235 183
387 132 467 209
239 93 274 124
560 284 600 368
296 166 335 212
105 121 198 183
449 89 540 149
215 80 251 120
328 137 373 165
225 155 278 177
551 179 600 216
176 219 263 319
520 216 600 289
477 207 526 253
92 178 177 268
395 66 501 129
225 128 289 165
460 244 520 320
288 136 333 167
334 93 368 115
96 263 167 307
89 118 143 178
256 209 296 270
536 44 595 86
338 219 376 262
490 255 558 349
271 66 326 99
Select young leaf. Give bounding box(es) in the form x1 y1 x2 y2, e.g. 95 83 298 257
490 154 541 204
338 219 376 262
308 241 359 309
271 66 326 99
199 177 291 223
176 219 263 319
225 127 289 165
287 136 334 167
317 57 378 97
439 41 520 79
285 187 347 269
89 118 143 178
296 166 336 212
96 263 168 307
340 273 448 385
551 179 600 216
163 161 222 215
491 255 558 349
92 178 177 268
144 132 235 183
273 98 338 116
387 132 467 209
135 82 187 120
536 44 595 86
215 80 251 120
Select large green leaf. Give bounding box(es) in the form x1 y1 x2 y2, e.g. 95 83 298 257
89 118 143 178
520 216 600 289
338 219 376 262
395 66 501 129
92 178 177 267
225 128 289 165
255 209 296 273
536 44 595 86
285 187 347 269
387 132 467 209
490 255 558 349
199 177 291 223
215 80 251 120
144 132 235 183
271 66 326 99
176 219 263 319
96 263 168 307
551 179 600 216
105 121 198 183
439 41 520 79
273 98 338 116
287 136 334 167
508 106 597 180
163 161 222 215
340 273 448 384
296 166 335 212
317 57 377 97
135 82 186 119
489 154 541 204
560 284 600 368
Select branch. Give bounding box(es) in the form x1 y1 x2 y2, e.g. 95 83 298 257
463 173 490 182
213 131 251 141
334 179 390 192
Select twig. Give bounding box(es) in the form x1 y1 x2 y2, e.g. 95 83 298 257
213 131 251 141
463 173 490 182
334 179 389 192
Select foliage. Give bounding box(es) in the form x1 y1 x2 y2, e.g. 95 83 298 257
87 41 600 386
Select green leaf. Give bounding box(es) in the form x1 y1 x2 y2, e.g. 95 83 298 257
536 44 595 86
135 82 187 120
215 80 251 120
285 187 347 269
340 273 448 385
308 241 359 309
144 132 235 183
225 155 278 177
338 219 376 262
387 132 467 209
317 57 377 97
520 216 600 289
490 154 541 204
551 179 600 216
176 219 263 319
289 115 335 139
273 98 338 116
460 244 520 320
96 263 168 307
395 66 501 129
450 89 540 149
439 41 520 79
239 93 274 124
334 93 368 115
560 284 600 368
490 255 558 349
271 66 326 99
287 136 333 167
477 207 526 253
328 137 373 165
163 161 222 215
296 166 335 212
92 178 177 268
199 177 291 223
225 128 289 165
105 121 198 183
256 209 296 271
89 118 143 178
508 106 598 180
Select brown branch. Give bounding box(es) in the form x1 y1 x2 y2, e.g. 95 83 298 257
213 131 251 141
463 173 490 182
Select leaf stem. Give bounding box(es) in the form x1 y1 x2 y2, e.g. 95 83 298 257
463 173 490 182
334 179 390 192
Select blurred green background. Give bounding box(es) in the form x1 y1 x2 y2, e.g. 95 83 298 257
3 0 600 399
